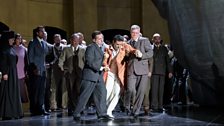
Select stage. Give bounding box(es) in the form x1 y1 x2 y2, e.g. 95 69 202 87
0 104 223 126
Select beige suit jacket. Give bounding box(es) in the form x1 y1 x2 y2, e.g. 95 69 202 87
58 45 85 74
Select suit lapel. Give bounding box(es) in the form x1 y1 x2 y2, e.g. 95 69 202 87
93 43 104 57
68 45 74 55
34 38 41 49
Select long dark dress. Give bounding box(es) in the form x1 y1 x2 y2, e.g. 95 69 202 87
0 46 23 119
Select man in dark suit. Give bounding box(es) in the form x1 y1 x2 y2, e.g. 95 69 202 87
43 31 54 113
73 31 112 121
28 26 50 115
125 25 153 117
58 33 85 116
151 33 172 112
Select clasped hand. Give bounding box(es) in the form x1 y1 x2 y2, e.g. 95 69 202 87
135 50 143 58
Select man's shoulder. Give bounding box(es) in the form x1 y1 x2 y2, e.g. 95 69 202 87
79 47 86 52
86 43 96 49
139 37 149 41
63 46 72 51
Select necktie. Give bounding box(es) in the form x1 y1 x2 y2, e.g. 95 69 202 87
41 41 44 48
73 48 79 73
74 48 79 55
100 46 103 52
131 40 136 47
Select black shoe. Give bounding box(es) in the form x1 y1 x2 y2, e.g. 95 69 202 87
68 112 73 116
2 117 12 120
144 109 149 115
98 115 114 121
150 108 158 113
42 111 50 115
120 106 125 112
68 109 74 116
125 108 131 116
73 116 80 121
130 113 139 118
57 113 63 117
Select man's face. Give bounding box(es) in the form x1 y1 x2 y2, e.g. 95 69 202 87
37 28 45 39
131 28 140 40
94 34 103 45
71 37 79 47
153 36 161 45
54 36 61 46
113 41 123 51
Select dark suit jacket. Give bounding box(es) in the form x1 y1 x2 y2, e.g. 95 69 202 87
58 45 85 75
28 38 49 76
127 37 153 76
152 45 172 75
81 43 104 82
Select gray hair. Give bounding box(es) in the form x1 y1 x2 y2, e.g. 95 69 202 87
130 25 140 31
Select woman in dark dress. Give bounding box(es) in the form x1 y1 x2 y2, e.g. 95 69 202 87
0 31 23 120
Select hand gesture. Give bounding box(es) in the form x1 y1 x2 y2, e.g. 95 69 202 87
135 50 143 58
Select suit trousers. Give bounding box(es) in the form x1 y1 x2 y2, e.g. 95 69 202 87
151 74 165 109
65 72 80 113
143 77 151 110
105 71 121 117
29 74 46 114
52 66 63 108
125 74 148 115
45 67 52 111
73 79 107 117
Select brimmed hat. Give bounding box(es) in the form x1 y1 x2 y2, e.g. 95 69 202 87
0 30 15 42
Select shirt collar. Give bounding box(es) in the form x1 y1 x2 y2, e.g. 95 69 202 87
72 45 79 51
37 37 44 42
132 37 139 42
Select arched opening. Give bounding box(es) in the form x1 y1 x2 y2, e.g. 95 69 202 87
101 29 130 44
45 26 67 44
32 26 67 44
0 22 10 34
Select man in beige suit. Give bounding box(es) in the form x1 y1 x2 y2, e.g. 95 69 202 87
58 33 85 116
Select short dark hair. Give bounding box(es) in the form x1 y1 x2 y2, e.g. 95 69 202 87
113 34 124 42
33 25 45 38
91 30 102 39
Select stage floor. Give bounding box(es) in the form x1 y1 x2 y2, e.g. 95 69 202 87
0 104 224 126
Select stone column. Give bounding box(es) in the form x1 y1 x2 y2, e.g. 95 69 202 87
73 0 98 42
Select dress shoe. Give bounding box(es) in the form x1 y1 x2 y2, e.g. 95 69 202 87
120 105 125 112
68 109 74 116
73 116 80 121
46 109 51 113
31 111 42 116
98 115 114 121
42 111 50 115
2 117 12 120
130 113 139 118
57 113 63 117
125 108 131 116
144 109 150 115
68 112 73 116
150 108 159 113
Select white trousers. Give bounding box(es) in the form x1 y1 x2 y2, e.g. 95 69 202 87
106 71 121 117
